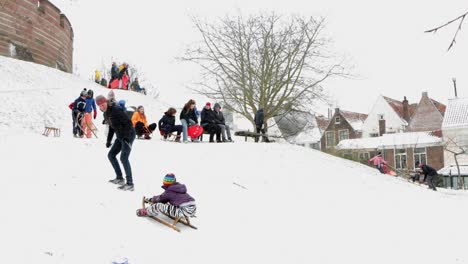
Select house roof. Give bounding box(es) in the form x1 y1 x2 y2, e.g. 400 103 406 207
336 132 443 150
382 96 417 120
315 115 330 133
438 165 468 176
340 110 367 131
430 99 447 116
442 97 468 129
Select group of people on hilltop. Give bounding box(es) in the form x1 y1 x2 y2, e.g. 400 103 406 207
368 152 438 191
93 62 146 95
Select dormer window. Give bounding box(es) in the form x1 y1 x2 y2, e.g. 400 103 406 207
335 116 341 124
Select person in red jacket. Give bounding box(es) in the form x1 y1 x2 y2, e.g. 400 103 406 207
368 152 387 174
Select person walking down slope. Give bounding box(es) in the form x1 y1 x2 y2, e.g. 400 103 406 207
416 161 438 191
96 95 136 191
368 152 387 174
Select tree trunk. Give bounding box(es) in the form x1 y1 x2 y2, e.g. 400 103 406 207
454 153 464 190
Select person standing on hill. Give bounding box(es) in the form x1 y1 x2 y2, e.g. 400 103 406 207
72 89 87 138
254 109 269 143
82 89 97 138
416 161 438 191
96 95 136 191
368 152 387 174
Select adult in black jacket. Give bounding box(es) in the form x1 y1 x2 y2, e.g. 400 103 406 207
254 108 269 143
109 62 118 84
179 99 198 142
72 89 87 137
159 107 183 142
416 161 437 191
201 102 221 143
96 95 136 191
213 103 232 142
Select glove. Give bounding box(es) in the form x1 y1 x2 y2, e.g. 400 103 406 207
93 109 97 119
106 142 112 148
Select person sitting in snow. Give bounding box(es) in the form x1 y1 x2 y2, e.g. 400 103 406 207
368 152 387 174
136 173 196 219
96 94 136 191
72 89 87 138
158 107 182 142
201 102 221 143
213 103 232 142
415 161 438 191
131 105 157 139
180 99 199 143
82 89 97 138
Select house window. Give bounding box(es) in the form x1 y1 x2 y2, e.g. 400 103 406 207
378 114 384 120
37 0 45 13
369 133 379 137
325 131 335 147
395 148 407 169
359 152 370 161
413 147 427 168
335 116 341 124
338 129 349 141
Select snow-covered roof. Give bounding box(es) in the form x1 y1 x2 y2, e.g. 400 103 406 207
442 97 468 129
438 165 468 176
340 110 367 131
337 132 443 150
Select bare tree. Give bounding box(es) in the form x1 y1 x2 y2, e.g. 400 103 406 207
444 135 467 190
181 13 347 131
425 11 468 51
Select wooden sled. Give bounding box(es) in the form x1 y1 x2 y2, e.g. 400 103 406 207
142 196 197 232
43 127 60 137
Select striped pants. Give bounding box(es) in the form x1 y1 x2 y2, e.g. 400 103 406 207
147 201 196 218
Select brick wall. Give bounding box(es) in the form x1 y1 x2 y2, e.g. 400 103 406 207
0 0 73 72
321 111 360 150
427 146 444 170
407 93 444 132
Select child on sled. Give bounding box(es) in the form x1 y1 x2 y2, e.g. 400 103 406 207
137 173 196 219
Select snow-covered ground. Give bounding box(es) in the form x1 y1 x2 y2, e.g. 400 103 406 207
2 56 468 264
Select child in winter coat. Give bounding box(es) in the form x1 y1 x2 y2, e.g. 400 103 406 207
137 173 196 219
368 152 387 174
158 107 183 142
72 89 88 137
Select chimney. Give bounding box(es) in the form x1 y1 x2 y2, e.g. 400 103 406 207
402 96 410 122
335 108 340 114
379 119 386 136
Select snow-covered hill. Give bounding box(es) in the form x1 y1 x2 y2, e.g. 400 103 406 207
2 56 468 264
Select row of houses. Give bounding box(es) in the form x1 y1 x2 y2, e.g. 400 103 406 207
277 92 468 189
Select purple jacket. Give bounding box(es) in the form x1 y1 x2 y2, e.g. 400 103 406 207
153 183 195 206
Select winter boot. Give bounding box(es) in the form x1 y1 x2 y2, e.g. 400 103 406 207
136 208 148 217
209 134 215 143
109 178 125 185
175 135 181 142
118 184 134 191
144 134 151 140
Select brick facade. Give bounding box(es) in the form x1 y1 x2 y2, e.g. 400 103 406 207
0 0 73 72
407 92 445 132
321 109 360 150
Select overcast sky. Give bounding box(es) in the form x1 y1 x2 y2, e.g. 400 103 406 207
52 0 468 114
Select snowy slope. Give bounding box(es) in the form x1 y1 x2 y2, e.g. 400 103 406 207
2 56 468 264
